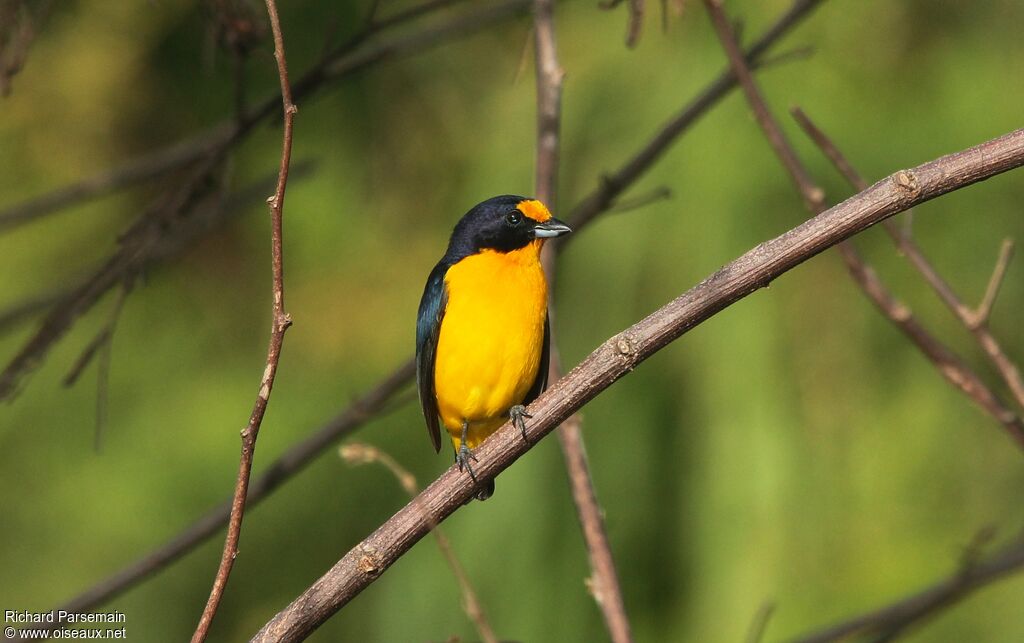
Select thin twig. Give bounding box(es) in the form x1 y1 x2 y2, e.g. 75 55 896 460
60 282 131 452
599 0 645 48
534 0 634 640
703 1 1024 449
62 283 131 388
30 0 827 620
532 0 563 209
191 1 296 640
791 107 1024 412
0 145 239 402
0 0 53 96
557 415 635 642
969 238 1014 329
702 0 822 211
250 128 1024 642
340 443 498 643
789 536 1024 643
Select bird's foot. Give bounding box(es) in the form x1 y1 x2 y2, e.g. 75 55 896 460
456 442 479 482
510 404 532 443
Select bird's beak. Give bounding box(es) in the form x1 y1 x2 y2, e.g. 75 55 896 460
532 217 572 239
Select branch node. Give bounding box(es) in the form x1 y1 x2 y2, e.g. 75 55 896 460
357 545 382 576
614 333 639 366
893 170 921 199
276 311 293 331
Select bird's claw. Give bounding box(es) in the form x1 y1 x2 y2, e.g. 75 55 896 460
510 404 532 443
456 443 479 481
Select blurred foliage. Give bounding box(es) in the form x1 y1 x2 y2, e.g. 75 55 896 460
1 0 1023 641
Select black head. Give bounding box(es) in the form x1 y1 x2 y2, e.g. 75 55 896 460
444 195 572 260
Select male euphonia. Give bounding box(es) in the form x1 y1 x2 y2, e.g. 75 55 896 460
416 195 572 500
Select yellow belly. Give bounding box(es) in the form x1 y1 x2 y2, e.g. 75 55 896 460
434 242 548 450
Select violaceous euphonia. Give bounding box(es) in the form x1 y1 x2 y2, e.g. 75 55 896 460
416 195 572 500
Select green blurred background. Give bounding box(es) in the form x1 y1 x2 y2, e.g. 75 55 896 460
2 0 1023 641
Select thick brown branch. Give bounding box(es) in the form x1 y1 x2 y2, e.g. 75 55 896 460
791 107 1024 414
703 2 1024 448
26 0 830 620
790 536 1024 643
191 2 296 640
250 129 1024 642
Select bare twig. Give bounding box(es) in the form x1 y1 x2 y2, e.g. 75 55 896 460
969 238 1014 329
191 2 296 640
0 151 229 402
60 282 131 452
27 0 827 620
599 0 645 48
534 0 633 641
0 0 52 96
701 0 821 211
703 1 1024 449
556 416 634 642
61 284 131 389
837 245 1024 446
340 443 498 643
790 535 1024 643
532 0 563 211
251 128 1024 643
791 107 1024 411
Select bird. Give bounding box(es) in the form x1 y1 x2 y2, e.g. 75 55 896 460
416 195 572 500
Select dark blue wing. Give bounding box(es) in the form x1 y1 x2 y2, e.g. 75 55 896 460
524 313 551 404
416 261 450 452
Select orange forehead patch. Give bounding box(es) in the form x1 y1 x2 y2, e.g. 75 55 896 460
516 199 552 223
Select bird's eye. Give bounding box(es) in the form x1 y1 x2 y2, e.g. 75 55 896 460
505 211 523 226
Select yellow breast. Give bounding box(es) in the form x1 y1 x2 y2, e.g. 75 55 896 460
434 240 548 449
